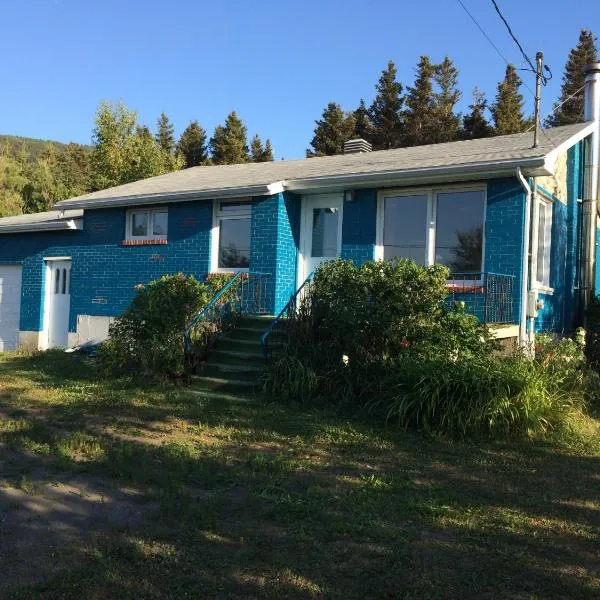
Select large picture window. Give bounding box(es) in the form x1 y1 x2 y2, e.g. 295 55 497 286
435 190 484 272
382 194 428 264
214 200 251 270
377 187 485 273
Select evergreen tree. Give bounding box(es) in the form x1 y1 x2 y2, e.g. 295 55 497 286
402 55 436 146
155 112 175 154
369 61 404 150
250 135 274 162
177 121 208 168
210 112 250 165
262 139 274 161
307 102 355 156
353 99 374 143
546 29 598 127
461 89 494 139
432 56 461 143
491 64 530 135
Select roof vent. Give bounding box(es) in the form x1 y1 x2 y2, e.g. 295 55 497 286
343 138 372 154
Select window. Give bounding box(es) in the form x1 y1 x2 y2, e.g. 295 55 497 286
535 198 552 288
435 190 485 273
214 200 251 270
377 187 485 273
126 208 168 241
382 194 428 264
311 207 339 258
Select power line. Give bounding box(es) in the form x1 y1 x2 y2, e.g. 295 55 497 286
455 0 512 66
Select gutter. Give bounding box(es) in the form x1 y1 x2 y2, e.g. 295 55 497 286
516 167 532 347
0 218 83 234
55 182 286 210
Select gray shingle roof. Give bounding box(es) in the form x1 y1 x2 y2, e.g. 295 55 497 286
0 209 83 233
46 122 591 209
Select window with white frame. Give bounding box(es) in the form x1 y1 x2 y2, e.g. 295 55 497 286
535 197 552 288
214 200 251 270
126 207 168 241
377 187 485 273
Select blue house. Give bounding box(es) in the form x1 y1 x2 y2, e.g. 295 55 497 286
0 64 599 353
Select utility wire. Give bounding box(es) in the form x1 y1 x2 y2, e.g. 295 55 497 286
525 84 586 132
455 0 512 66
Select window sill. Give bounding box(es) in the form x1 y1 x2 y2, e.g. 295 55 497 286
121 239 168 246
534 285 554 295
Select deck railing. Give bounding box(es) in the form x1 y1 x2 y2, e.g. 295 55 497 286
445 272 516 324
184 271 270 369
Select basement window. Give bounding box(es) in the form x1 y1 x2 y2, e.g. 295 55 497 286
126 208 168 241
213 200 251 271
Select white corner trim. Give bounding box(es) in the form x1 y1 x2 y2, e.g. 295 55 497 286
544 122 595 171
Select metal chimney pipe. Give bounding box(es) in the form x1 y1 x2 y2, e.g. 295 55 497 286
581 63 600 317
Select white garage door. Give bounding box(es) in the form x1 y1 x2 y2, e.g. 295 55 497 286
0 265 22 351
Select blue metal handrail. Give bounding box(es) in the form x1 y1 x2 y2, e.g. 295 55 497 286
261 272 313 361
183 271 243 354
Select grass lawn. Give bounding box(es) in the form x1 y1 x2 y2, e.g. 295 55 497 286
0 351 599 599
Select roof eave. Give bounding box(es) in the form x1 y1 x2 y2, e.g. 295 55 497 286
55 182 285 210
285 157 550 192
0 218 83 234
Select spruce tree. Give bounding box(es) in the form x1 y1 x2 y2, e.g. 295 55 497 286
546 29 598 127
491 64 530 135
432 56 461 143
155 112 175 154
369 61 404 150
251 134 264 162
307 103 355 156
461 89 494 139
176 121 208 168
210 112 250 165
262 139 274 161
402 55 436 146
353 99 374 143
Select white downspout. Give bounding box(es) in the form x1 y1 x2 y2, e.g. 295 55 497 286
517 167 532 347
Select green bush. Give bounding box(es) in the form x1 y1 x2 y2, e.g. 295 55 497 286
585 297 600 372
264 258 590 439
100 274 211 376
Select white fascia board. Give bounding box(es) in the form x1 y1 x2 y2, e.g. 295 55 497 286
0 218 83 234
55 182 286 210
543 122 594 171
285 158 550 192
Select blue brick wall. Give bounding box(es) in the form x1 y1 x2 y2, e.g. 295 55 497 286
341 189 377 264
484 178 526 325
250 192 300 314
0 201 212 332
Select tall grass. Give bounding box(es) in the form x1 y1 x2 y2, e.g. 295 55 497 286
369 356 585 438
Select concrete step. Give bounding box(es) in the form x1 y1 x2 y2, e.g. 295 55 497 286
211 349 264 366
200 362 263 379
189 374 257 394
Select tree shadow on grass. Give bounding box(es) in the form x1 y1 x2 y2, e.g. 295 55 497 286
1 351 599 598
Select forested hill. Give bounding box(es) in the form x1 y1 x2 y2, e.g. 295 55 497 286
0 134 90 162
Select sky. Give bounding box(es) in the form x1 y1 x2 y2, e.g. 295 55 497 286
0 0 599 159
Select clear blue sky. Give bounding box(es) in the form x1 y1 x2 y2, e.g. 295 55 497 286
1 0 598 159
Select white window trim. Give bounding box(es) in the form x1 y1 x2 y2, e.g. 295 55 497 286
532 192 553 292
375 184 487 274
211 198 252 273
125 207 168 241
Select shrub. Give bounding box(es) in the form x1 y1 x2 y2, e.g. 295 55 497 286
585 297 600 372
100 274 211 376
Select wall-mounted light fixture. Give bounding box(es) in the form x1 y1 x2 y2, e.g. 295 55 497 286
344 190 355 203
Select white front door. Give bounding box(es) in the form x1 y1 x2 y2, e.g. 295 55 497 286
0 265 22 351
299 194 343 284
47 261 71 348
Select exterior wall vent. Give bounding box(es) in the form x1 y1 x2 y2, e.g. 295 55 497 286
343 138 372 154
